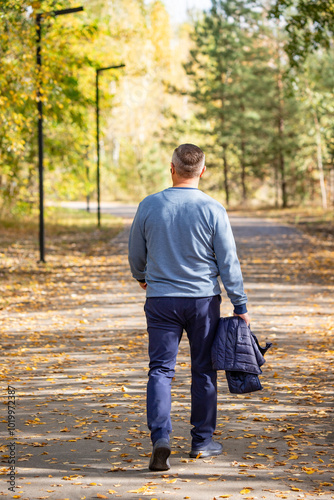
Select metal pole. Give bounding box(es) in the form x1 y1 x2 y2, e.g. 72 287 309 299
53 7 84 17
96 71 101 227
35 6 83 262
95 64 125 228
36 13 45 263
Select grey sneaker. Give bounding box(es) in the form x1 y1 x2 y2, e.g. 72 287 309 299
149 438 171 471
189 440 223 458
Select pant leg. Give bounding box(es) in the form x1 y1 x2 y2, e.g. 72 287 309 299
185 295 221 448
144 297 183 444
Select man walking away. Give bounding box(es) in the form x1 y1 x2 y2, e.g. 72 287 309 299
128 143 249 471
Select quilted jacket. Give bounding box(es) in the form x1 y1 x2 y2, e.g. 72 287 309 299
211 316 272 394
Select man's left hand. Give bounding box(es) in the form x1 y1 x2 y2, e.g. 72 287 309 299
139 282 147 290
234 312 250 326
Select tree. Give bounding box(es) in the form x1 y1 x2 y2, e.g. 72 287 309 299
184 0 279 205
0 0 99 214
294 48 334 208
270 0 334 66
0 0 178 212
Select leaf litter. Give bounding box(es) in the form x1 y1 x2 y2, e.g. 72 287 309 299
0 217 333 499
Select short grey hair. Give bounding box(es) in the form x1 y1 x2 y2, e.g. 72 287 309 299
172 144 205 178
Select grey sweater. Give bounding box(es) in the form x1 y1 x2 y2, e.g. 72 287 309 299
128 187 247 314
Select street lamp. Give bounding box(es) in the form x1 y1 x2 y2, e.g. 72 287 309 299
96 64 125 228
36 6 84 263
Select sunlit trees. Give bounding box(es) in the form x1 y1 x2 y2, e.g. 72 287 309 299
270 0 334 67
1 0 333 212
184 0 278 205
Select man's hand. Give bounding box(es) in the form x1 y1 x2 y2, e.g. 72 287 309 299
233 312 250 326
139 282 147 290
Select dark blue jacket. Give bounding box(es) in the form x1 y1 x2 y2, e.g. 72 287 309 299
211 316 272 394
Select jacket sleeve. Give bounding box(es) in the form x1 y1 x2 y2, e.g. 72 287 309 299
213 207 247 313
128 204 147 282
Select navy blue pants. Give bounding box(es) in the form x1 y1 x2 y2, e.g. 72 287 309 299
144 295 221 448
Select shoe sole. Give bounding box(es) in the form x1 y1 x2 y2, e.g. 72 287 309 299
189 449 222 458
149 446 171 471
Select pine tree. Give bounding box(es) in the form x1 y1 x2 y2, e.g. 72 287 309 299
185 0 276 205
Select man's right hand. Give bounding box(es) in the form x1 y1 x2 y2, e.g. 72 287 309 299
233 312 250 326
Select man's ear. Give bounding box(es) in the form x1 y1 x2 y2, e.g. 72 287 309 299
170 163 175 174
199 165 206 178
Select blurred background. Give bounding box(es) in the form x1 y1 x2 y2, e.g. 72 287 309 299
1 0 334 219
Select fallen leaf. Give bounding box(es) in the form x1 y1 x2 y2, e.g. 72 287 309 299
302 467 318 474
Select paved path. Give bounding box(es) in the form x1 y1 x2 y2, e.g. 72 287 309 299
53 201 138 220
1 211 333 500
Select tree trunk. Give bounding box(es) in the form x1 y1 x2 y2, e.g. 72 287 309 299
330 161 334 207
277 75 287 208
222 146 229 206
313 110 327 210
279 148 287 208
240 136 247 202
276 34 287 208
274 157 279 208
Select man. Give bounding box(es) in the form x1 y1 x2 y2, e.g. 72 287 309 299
128 143 249 471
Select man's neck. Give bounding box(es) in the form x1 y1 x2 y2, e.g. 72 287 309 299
172 179 199 188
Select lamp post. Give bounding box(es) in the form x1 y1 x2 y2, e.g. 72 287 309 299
96 64 125 228
36 6 84 263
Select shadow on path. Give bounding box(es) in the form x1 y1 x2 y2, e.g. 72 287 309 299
0 214 333 500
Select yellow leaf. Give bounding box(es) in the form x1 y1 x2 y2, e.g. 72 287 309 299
240 488 253 494
96 495 107 499
288 454 298 459
108 491 116 494
302 467 318 474
127 486 148 493
290 487 302 491
219 496 231 499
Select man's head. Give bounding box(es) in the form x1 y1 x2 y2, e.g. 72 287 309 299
171 144 205 179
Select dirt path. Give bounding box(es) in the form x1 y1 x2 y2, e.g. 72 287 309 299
0 214 333 500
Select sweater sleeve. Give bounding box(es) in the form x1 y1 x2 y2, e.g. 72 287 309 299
213 207 247 313
128 204 147 282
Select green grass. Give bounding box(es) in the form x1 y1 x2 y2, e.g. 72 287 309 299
45 206 123 232
0 206 124 256
1 206 123 232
